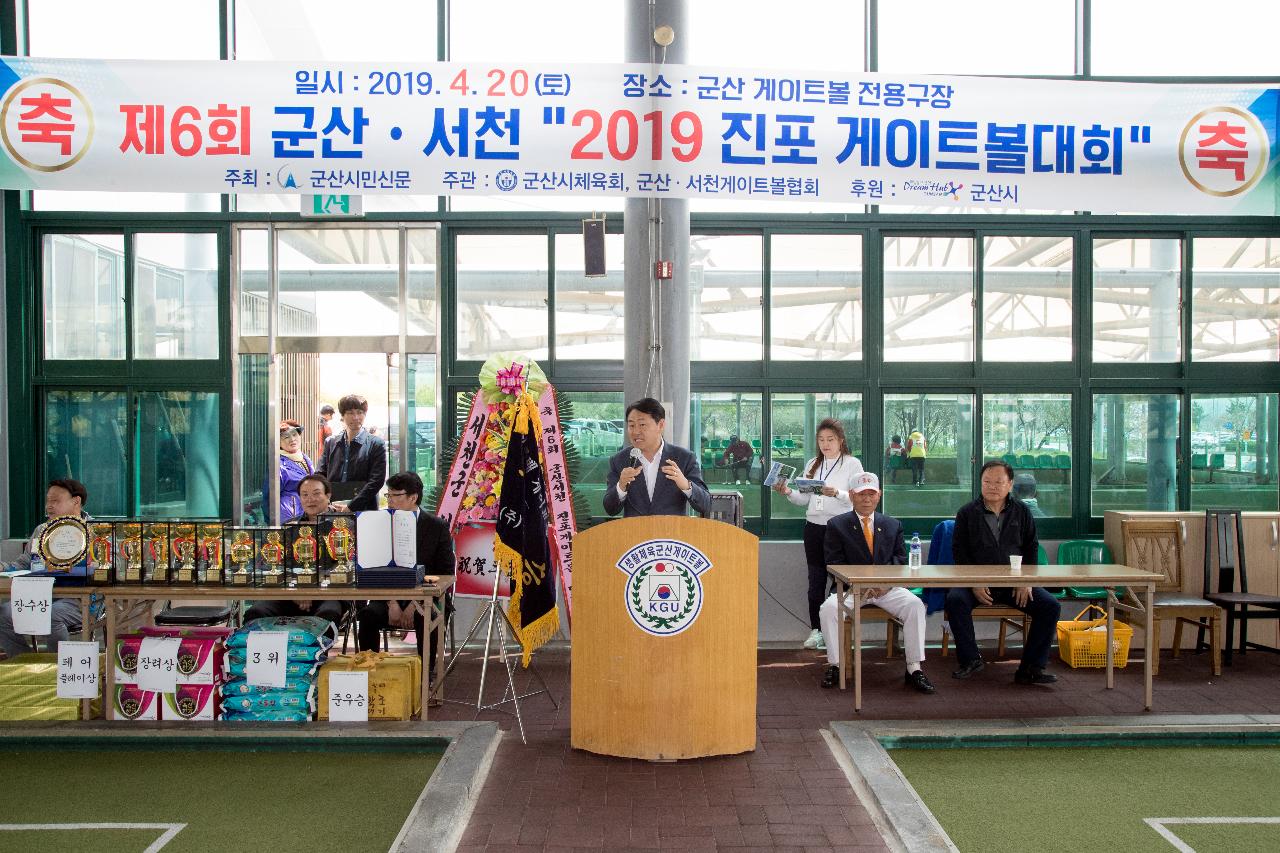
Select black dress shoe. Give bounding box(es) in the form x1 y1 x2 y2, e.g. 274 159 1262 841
905 670 936 694
1014 667 1058 685
951 658 986 679
820 665 840 689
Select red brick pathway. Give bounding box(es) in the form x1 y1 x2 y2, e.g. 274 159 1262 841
437 644 1280 852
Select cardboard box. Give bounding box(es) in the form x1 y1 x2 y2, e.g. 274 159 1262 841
115 632 225 685
318 653 421 721
0 653 60 686
161 684 219 721
113 686 159 721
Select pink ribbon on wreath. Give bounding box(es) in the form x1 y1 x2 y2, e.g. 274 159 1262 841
496 362 526 396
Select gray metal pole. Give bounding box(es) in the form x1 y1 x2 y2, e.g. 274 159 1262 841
624 0 691 445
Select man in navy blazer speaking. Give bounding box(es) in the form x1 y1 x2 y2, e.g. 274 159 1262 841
603 398 712 518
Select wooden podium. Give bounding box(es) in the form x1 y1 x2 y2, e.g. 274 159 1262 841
571 515 758 760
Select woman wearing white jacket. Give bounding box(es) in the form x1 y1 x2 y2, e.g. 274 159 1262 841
772 418 865 650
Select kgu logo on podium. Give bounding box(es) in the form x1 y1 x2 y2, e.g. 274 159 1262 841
617 539 712 637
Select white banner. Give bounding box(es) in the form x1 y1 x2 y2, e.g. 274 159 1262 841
0 57 1274 214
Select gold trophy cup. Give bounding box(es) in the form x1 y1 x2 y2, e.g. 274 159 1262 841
229 531 254 586
171 524 197 584
324 517 355 586
199 524 223 584
88 523 113 585
118 523 143 584
144 524 169 584
260 530 286 586
293 525 318 587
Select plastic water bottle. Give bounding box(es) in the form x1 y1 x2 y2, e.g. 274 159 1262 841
909 533 922 569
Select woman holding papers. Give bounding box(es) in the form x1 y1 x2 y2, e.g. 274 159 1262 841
771 418 864 651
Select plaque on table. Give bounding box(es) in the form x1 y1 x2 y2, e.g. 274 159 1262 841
37 514 89 572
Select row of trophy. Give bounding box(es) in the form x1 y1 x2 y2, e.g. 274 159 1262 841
83 515 357 587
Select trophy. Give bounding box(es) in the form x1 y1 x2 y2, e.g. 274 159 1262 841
87 522 114 585
198 522 224 584
259 529 286 586
228 529 254 586
143 521 169 584
290 524 319 587
323 515 355 586
170 522 198 584
115 521 143 584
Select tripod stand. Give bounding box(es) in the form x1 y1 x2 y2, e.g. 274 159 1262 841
439 566 558 744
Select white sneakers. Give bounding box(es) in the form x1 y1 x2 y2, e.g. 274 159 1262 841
803 628 823 649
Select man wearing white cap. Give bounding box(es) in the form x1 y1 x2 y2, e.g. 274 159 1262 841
817 471 934 693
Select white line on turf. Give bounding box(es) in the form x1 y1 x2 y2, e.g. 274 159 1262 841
1144 817 1280 852
0 822 187 853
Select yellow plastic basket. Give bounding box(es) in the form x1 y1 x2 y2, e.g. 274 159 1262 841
1056 604 1132 669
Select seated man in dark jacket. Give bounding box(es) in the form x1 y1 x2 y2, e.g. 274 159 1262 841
356 472 455 675
946 460 1061 686
316 394 387 512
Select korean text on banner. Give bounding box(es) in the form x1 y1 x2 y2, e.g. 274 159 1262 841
0 57 1274 215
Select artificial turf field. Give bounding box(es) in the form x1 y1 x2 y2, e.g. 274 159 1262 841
892 745 1280 852
0 746 441 852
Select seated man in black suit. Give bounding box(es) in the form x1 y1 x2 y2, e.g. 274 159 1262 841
356 471 455 672
818 472 934 693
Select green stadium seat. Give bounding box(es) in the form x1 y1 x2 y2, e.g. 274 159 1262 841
1002 452 1018 467
1191 452 1207 468
1017 453 1037 469
750 439 762 451
1037 453 1054 468
1209 452 1225 469
1054 453 1071 469
1058 539 1117 600
1037 544 1066 598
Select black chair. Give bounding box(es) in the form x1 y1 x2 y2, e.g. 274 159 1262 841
153 601 237 628
1198 509 1280 665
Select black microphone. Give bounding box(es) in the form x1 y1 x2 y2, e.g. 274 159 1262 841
629 447 644 468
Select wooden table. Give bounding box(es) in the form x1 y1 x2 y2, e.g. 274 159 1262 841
826 564 1160 712
0 578 98 719
102 579 454 721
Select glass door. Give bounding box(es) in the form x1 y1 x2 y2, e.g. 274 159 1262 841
233 224 439 524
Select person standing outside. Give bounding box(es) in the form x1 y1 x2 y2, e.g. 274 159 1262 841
316 394 387 512
317 404 335 459
946 460 1061 686
722 435 754 485
604 398 711 517
819 472 934 693
906 428 927 486
772 417 864 651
